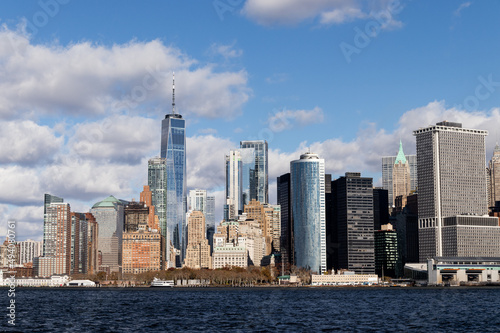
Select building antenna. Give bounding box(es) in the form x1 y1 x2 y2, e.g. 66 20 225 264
172 71 176 114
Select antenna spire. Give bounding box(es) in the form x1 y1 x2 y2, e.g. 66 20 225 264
172 72 176 114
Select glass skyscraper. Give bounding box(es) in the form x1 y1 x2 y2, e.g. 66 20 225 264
290 152 326 274
148 157 167 239
160 110 186 263
240 140 268 204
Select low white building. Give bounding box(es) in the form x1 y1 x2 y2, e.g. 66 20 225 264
311 271 379 286
212 244 248 269
67 280 96 287
0 270 69 287
427 257 500 285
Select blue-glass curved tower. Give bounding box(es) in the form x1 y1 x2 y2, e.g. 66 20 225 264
290 153 326 274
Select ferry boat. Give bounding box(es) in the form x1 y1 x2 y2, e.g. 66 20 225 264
150 278 174 287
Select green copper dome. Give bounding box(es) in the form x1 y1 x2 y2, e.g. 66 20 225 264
394 140 407 164
92 195 121 209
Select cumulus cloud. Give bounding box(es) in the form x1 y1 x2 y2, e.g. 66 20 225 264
0 120 63 165
70 115 158 164
0 26 250 120
186 135 236 190
242 0 403 27
268 107 324 132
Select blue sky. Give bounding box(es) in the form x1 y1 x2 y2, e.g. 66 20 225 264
1 0 500 241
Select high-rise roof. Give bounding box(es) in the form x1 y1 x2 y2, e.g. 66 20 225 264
394 140 407 164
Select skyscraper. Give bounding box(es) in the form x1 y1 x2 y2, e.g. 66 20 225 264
43 193 64 256
187 189 215 228
70 212 88 275
160 74 187 263
392 140 411 209
290 152 326 274
43 199 71 275
148 158 167 251
277 173 292 268
240 140 268 204
487 144 500 208
184 211 212 269
225 150 242 220
413 121 489 260
332 172 375 274
90 196 125 273
382 143 417 210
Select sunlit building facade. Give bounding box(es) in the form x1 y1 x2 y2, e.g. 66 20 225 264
290 152 326 274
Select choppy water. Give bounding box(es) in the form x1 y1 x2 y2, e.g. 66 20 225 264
2 287 500 332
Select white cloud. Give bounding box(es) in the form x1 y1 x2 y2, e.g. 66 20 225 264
209 42 243 59
0 120 63 165
198 128 218 135
0 26 250 120
70 115 158 164
266 73 289 84
242 0 403 27
186 135 236 190
454 2 472 17
268 107 324 132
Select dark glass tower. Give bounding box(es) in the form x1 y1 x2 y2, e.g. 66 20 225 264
160 75 187 265
240 140 268 204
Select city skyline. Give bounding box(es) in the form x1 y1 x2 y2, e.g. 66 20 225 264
3 1 500 242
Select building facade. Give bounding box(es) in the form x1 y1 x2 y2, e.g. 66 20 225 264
290 152 326 274
392 141 411 209
240 140 268 204
184 211 212 269
43 201 71 275
382 144 417 211
374 223 399 278
160 106 187 263
277 173 293 268
414 121 488 261
70 212 88 275
148 158 167 253
333 173 375 274
17 239 42 266
225 150 242 220
487 144 500 208
90 196 125 273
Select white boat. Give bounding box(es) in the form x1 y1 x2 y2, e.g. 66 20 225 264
150 278 174 287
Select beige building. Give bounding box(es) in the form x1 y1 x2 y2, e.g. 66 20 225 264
487 144 500 208
392 141 411 208
122 229 162 274
238 220 265 266
184 211 212 269
243 200 281 255
213 245 248 269
86 213 98 275
311 272 379 285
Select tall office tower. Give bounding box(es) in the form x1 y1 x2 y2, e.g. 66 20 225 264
392 141 411 209
70 212 88 275
374 223 399 278
17 239 42 266
90 196 125 273
43 201 71 275
85 213 98 275
43 194 64 256
148 159 167 239
333 172 375 274
124 201 149 233
393 193 419 266
290 152 326 274
487 144 500 207
325 174 337 271
187 189 215 227
382 143 417 210
240 140 268 204
277 173 292 268
373 188 389 231
413 121 489 261
184 211 212 269
243 200 281 255
160 73 187 263
225 150 242 220
240 147 256 207
206 195 215 228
